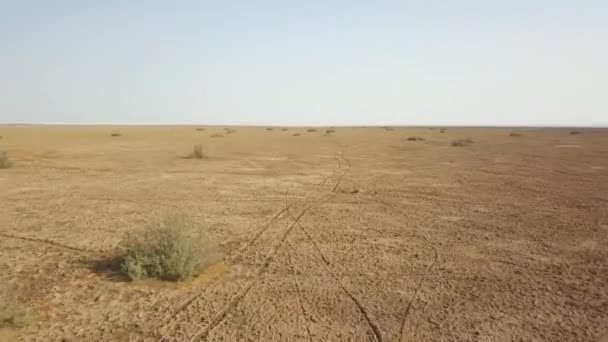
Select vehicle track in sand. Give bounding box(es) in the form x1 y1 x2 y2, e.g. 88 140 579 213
158 154 349 339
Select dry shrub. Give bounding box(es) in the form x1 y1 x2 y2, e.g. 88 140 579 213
281 128 289 131
266 128 273 131
110 133 122 137
440 128 447 133
191 144 207 159
196 128 205 131
0 151 13 169
510 132 522 137
117 215 215 281
0 307 33 328
570 131 581 135
383 126 395 131
325 129 336 135
211 133 224 138
307 129 317 132
292 133 301 136
407 136 425 141
225 128 236 134
451 138 474 146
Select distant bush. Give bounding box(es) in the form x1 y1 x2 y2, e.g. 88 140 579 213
440 128 447 133
224 128 236 134
281 128 289 131
325 129 336 134
407 136 425 141
0 151 13 169
196 128 205 131
451 138 474 147
211 133 224 138
117 215 214 281
383 126 395 131
509 132 522 137
110 133 122 137
307 129 317 132
292 133 301 136
570 131 581 135
266 128 273 131
191 144 207 159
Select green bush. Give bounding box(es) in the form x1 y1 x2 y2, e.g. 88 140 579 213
0 151 13 169
117 216 214 281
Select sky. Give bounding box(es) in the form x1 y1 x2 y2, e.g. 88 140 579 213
0 1 606 126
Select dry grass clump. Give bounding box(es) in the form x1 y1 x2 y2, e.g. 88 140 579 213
0 307 33 328
440 128 447 133
509 132 522 137
0 151 13 169
451 138 474 147
266 128 273 131
325 129 336 135
407 136 425 141
117 215 214 281
110 133 122 137
292 133 301 136
281 128 289 131
196 128 205 131
211 133 224 138
191 144 207 159
307 129 317 132
570 131 581 135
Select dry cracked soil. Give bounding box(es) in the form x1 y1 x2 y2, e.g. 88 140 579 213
0 125 607 341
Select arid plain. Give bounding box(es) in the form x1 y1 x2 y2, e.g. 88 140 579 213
0 125 606 341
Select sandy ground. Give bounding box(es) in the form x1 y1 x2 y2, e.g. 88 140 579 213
0 125 607 341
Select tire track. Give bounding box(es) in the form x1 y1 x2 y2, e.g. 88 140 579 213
0 232 100 255
287 207 384 342
160 155 348 337
187 193 331 341
286 240 313 342
372 199 439 341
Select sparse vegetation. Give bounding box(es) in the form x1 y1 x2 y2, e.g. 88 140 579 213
383 126 395 131
225 128 236 134
196 128 205 131
325 129 336 135
110 133 122 137
0 151 13 169
292 133 301 136
510 132 522 137
191 144 207 159
211 133 224 138
307 129 317 132
0 308 33 328
407 136 425 141
266 128 273 131
116 215 214 281
570 131 581 135
451 138 474 146
281 128 289 131
440 128 447 133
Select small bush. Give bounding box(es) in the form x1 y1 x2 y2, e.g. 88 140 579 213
292 133 301 136
196 128 205 131
211 133 224 138
307 129 317 132
0 151 13 169
440 128 447 133
325 129 336 134
266 128 273 131
225 128 236 134
383 126 395 131
281 128 289 131
451 139 474 146
117 216 214 281
0 308 33 328
509 132 522 137
191 144 207 159
407 136 425 141
570 131 581 135
111 133 122 137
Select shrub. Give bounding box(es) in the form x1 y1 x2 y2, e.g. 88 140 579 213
292 133 301 136
407 136 425 141
0 308 33 328
110 133 122 137
451 139 473 146
191 144 207 159
510 132 522 137
196 128 205 131
266 128 273 131
570 131 581 135
0 151 13 169
117 216 214 281
307 129 317 132
281 128 289 131
440 128 447 133
211 133 224 138
325 129 336 134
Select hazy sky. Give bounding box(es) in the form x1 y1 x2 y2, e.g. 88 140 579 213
1 1 606 126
